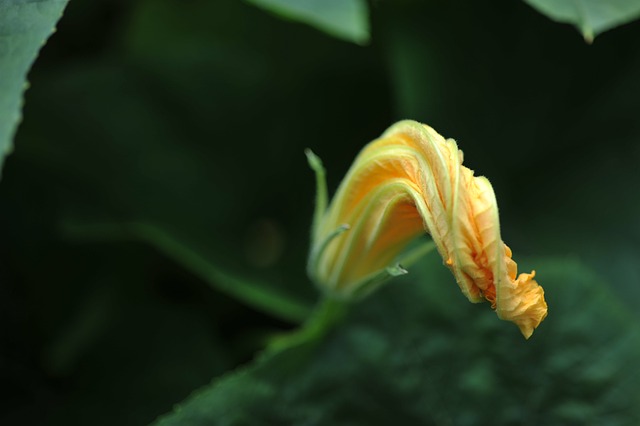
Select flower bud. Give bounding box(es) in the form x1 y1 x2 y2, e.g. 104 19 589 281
307 120 547 338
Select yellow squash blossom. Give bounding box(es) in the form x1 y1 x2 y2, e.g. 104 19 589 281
307 120 547 339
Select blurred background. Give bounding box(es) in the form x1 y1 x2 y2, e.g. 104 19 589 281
1 0 640 424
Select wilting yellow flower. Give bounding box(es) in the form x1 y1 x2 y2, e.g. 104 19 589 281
307 120 547 339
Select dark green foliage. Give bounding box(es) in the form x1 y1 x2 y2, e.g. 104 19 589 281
157 256 640 425
1 0 640 425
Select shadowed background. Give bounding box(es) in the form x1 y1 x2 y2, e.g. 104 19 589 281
1 0 639 424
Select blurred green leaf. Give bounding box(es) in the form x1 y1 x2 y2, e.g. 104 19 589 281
44 255 233 426
0 0 68 175
244 0 369 44
155 255 640 425
12 0 385 329
524 0 640 41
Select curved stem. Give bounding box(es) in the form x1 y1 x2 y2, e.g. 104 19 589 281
266 296 350 354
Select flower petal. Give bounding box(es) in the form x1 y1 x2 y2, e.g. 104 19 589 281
308 120 548 337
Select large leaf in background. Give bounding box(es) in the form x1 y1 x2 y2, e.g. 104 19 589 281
44 250 234 426
15 0 388 319
524 0 640 41
0 0 68 175
155 255 640 425
244 0 369 45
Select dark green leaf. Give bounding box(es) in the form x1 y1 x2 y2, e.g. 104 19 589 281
155 255 640 425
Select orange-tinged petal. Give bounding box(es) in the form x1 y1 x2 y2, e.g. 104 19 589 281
308 120 548 338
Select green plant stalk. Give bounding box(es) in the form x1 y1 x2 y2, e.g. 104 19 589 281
60 220 312 323
266 296 350 353
269 238 437 353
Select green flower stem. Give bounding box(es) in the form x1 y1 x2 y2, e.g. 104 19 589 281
269 240 437 353
61 221 312 323
266 296 350 353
